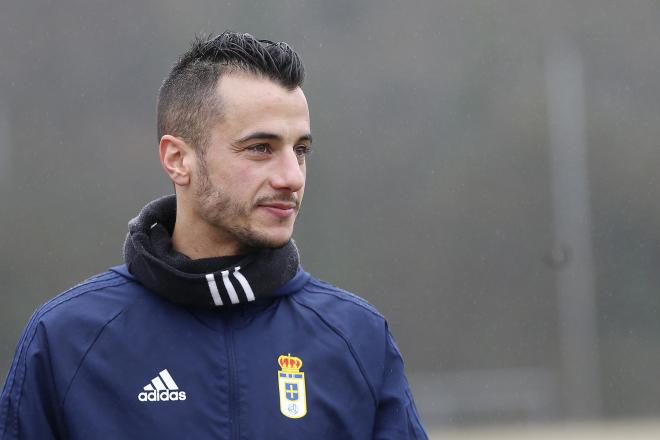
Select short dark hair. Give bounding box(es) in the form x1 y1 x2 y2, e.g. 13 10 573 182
157 32 305 151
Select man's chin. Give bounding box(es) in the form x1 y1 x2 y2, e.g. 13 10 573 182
236 230 293 251
268 238 292 249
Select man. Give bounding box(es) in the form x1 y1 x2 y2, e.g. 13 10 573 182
0 32 427 439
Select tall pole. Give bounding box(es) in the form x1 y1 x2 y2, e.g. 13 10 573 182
545 41 601 418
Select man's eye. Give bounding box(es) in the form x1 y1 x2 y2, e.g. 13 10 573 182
294 145 311 157
247 144 270 153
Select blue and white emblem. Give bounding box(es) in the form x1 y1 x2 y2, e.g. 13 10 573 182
277 354 307 418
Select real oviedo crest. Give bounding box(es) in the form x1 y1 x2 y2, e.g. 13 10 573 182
277 354 307 418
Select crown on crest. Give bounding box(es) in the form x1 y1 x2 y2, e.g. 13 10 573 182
278 354 303 372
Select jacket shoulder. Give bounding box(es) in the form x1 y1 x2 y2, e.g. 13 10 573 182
28 269 146 375
2 271 140 405
292 276 389 404
294 276 428 439
0 270 141 437
33 269 138 330
297 276 385 321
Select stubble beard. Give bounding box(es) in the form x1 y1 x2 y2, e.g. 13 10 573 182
194 158 294 251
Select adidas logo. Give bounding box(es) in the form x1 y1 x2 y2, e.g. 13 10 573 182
137 369 187 402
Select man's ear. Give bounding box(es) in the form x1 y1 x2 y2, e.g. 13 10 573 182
159 135 194 187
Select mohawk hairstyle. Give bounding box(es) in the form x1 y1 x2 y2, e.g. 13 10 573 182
157 32 305 152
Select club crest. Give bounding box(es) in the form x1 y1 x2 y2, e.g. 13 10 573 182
277 354 307 418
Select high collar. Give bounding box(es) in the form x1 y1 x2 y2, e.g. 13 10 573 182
122 195 302 308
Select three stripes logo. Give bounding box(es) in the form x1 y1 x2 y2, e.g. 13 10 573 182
205 266 256 306
137 369 187 402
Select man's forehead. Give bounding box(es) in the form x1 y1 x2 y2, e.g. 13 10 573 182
210 72 310 140
215 71 306 107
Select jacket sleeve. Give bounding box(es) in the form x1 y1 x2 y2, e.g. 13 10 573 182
0 318 63 440
372 326 428 440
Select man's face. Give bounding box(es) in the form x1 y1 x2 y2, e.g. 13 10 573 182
191 72 311 251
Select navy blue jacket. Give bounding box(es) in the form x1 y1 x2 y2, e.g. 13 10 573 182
1 265 427 439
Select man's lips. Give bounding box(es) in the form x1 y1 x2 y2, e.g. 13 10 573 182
258 202 297 218
261 202 296 209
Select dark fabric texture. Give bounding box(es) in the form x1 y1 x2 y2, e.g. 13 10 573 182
123 194 300 308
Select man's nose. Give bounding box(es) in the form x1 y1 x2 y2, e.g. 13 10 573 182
270 149 305 192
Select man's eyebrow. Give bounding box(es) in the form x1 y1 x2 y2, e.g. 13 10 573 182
299 133 313 144
235 131 313 144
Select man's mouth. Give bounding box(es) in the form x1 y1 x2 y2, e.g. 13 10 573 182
258 201 298 218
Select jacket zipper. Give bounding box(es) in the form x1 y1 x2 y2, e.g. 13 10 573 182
226 324 240 440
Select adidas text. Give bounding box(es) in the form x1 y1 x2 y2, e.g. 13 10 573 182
138 390 187 402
